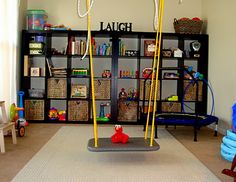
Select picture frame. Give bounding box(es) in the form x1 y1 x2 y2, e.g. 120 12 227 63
144 40 158 57
71 84 87 98
30 67 41 76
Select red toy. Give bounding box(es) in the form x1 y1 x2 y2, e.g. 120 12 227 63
222 154 236 181
142 68 154 79
111 125 129 144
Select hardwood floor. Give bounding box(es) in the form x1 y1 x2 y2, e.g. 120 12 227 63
0 124 231 182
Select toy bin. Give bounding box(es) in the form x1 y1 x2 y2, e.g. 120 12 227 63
27 10 47 30
28 89 45 98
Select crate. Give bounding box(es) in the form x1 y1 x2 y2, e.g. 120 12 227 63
47 78 67 98
162 102 181 112
118 100 138 121
94 79 110 99
68 100 88 121
184 81 203 101
25 100 44 120
139 80 160 100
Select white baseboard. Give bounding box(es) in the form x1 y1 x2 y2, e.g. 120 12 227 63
208 124 226 135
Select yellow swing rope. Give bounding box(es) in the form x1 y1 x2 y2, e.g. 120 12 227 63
90 0 165 148
144 0 165 146
86 0 98 147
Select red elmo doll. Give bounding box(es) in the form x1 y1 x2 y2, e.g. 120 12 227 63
111 125 129 144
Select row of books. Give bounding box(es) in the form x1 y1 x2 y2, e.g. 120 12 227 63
119 41 126 56
67 38 87 55
66 36 112 56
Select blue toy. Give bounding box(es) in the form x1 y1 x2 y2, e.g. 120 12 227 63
10 91 28 137
232 104 236 133
221 103 236 161
97 103 110 122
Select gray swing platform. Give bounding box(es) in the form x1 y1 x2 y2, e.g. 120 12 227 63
87 137 160 152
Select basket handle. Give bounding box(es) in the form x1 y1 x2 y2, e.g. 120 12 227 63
174 18 178 24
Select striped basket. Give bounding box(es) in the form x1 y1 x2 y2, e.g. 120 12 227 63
174 18 203 34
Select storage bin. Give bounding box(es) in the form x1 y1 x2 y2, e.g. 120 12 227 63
47 78 67 98
28 89 45 98
173 18 203 34
118 100 138 121
27 10 47 30
25 100 44 120
139 80 160 100
184 81 203 101
162 102 181 112
94 79 111 99
68 100 88 121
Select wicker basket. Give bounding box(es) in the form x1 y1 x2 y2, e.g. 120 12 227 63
94 79 110 99
68 100 88 121
184 81 203 101
139 80 160 100
118 100 138 121
47 78 67 98
173 18 203 34
25 100 44 120
162 102 181 112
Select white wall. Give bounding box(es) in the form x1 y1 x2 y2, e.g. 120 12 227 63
27 0 201 32
202 0 236 134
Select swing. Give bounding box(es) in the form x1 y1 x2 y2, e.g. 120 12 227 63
81 0 165 152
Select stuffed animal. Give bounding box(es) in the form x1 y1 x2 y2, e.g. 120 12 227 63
111 125 129 144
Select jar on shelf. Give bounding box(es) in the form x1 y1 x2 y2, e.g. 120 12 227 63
27 10 48 30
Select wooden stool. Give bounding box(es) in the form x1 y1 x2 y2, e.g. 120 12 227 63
0 101 17 153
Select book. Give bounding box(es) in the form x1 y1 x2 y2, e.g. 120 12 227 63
46 58 67 77
46 58 53 76
24 55 29 76
71 41 75 55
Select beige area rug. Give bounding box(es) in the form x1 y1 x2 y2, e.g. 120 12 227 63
12 125 220 182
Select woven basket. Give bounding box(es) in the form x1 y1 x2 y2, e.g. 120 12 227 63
118 100 138 121
47 78 67 98
174 18 203 34
25 100 44 120
139 80 160 100
94 79 110 99
68 100 88 121
184 81 203 101
162 102 181 112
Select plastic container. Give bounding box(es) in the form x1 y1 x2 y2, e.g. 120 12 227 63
27 10 47 30
28 89 45 98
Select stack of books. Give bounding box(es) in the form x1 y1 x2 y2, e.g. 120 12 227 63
51 67 67 77
46 58 67 77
